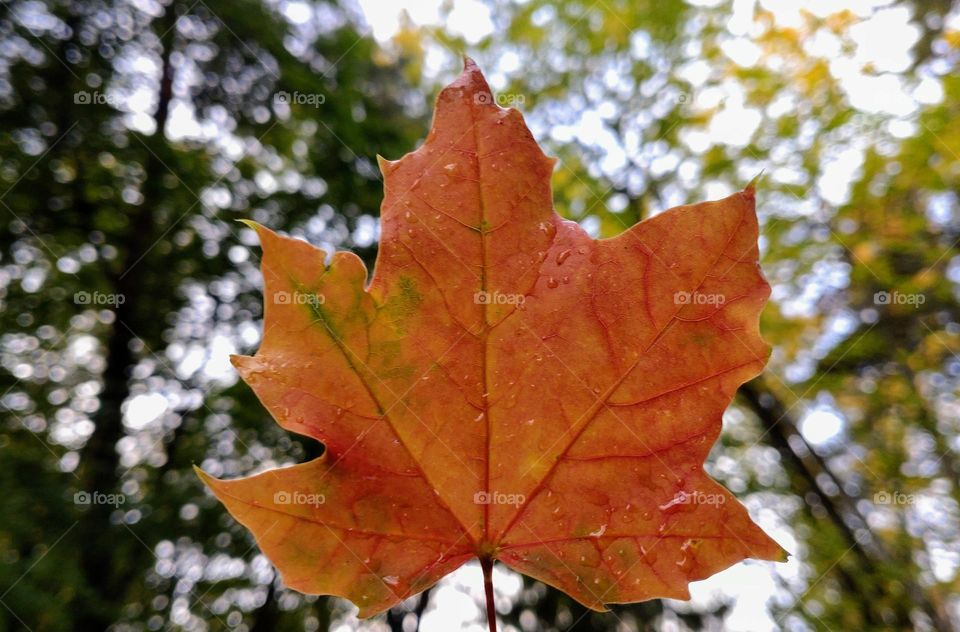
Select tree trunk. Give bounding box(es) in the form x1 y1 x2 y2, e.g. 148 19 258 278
740 380 954 631
75 4 177 629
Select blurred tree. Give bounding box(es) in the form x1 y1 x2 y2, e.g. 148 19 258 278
0 0 425 630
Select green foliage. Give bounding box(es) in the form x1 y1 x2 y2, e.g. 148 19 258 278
0 1 423 629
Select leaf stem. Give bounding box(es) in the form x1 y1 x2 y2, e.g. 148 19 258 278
481 556 497 632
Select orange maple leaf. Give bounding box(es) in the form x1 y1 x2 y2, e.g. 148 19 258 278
197 58 785 626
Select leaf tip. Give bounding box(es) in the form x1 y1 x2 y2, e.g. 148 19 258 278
448 55 491 102
236 218 262 231
230 354 258 380
774 542 791 563
236 219 280 245
376 154 397 175
744 170 765 197
193 464 214 486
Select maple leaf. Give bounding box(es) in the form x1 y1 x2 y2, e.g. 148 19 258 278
197 59 786 626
